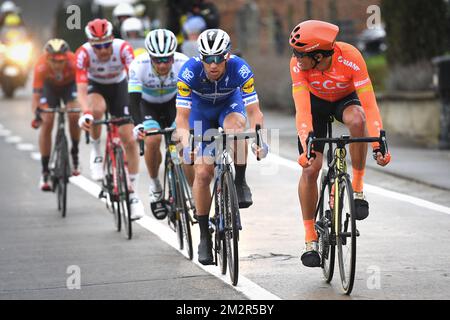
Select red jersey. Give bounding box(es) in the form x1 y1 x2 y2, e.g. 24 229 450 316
33 52 76 92
75 39 134 85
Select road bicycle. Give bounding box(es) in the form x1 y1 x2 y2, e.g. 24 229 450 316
193 125 264 286
139 126 197 259
88 115 134 239
38 106 80 218
306 118 388 295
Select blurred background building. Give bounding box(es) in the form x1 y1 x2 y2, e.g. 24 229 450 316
5 0 450 145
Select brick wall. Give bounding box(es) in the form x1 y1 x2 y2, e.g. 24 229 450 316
213 0 381 55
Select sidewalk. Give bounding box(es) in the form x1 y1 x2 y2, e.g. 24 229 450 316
263 110 450 191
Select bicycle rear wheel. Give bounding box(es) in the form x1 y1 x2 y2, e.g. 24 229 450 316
317 169 335 283
337 174 357 295
174 165 193 260
116 148 132 240
223 171 240 286
164 161 177 230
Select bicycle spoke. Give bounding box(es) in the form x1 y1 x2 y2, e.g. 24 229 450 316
317 169 335 283
337 176 356 295
116 149 132 240
223 172 239 286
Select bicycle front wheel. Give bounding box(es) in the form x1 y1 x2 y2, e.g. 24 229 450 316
116 148 132 240
103 152 120 231
55 134 70 218
317 169 335 283
214 184 227 275
337 174 357 295
174 165 193 260
222 171 240 286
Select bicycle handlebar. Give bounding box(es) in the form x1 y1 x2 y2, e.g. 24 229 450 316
92 116 133 126
306 130 389 160
37 107 81 114
191 124 265 161
138 127 176 156
84 116 133 145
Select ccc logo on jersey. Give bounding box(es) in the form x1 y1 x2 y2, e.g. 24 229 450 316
177 81 191 97
242 77 255 94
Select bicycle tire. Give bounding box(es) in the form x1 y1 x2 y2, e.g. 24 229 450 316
174 165 193 260
104 152 120 231
54 132 69 218
317 169 335 283
214 180 227 275
336 174 357 295
116 148 132 240
223 171 240 286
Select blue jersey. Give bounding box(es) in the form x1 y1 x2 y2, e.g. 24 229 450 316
175 55 259 110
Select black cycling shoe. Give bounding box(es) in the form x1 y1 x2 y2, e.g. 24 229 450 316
235 181 253 209
354 199 369 221
198 235 214 265
301 242 321 268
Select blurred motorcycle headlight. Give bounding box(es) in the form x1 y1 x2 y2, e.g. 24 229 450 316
6 42 33 65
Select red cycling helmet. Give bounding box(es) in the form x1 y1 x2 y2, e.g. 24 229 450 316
85 19 114 44
289 20 339 53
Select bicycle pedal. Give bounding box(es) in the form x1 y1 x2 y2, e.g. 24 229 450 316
356 229 360 237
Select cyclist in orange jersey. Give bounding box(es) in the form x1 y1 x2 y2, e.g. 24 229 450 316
31 39 80 191
289 20 391 268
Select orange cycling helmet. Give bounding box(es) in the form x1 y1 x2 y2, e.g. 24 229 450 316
289 20 339 54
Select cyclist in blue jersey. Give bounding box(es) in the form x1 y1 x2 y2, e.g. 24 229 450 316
175 29 268 265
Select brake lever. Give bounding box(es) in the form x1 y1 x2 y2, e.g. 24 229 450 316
306 131 316 160
85 119 90 144
139 127 145 156
255 124 262 161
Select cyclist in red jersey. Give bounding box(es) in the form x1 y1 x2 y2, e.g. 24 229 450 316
31 39 80 191
76 19 145 220
289 20 391 268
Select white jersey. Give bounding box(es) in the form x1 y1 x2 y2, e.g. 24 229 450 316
75 39 134 85
128 51 189 104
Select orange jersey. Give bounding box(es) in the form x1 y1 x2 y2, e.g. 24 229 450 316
290 42 383 149
33 52 76 92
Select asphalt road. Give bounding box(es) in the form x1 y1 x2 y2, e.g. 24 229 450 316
1 85 450 300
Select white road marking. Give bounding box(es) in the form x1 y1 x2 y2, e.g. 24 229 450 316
266 154 450 216
69 175 282 300
0 129 11 137
31 152 41 161
5 136 22 144
17 143 34 151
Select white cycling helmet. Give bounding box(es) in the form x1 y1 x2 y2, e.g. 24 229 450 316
145 29 177 57
121 17 144 39
1 1 18 13
198 29 231 57
113 3 135 19
183 16 207 35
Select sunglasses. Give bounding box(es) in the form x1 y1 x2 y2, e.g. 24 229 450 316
292 49 309 58
152 56 174 64
93 42 113 50
202 54 227 64
49 59 66 64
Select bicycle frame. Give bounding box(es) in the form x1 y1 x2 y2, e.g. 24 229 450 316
102 116 133 199
41 107 80 177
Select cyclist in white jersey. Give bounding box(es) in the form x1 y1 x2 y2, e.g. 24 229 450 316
130 29 189 210
76 19 145 220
